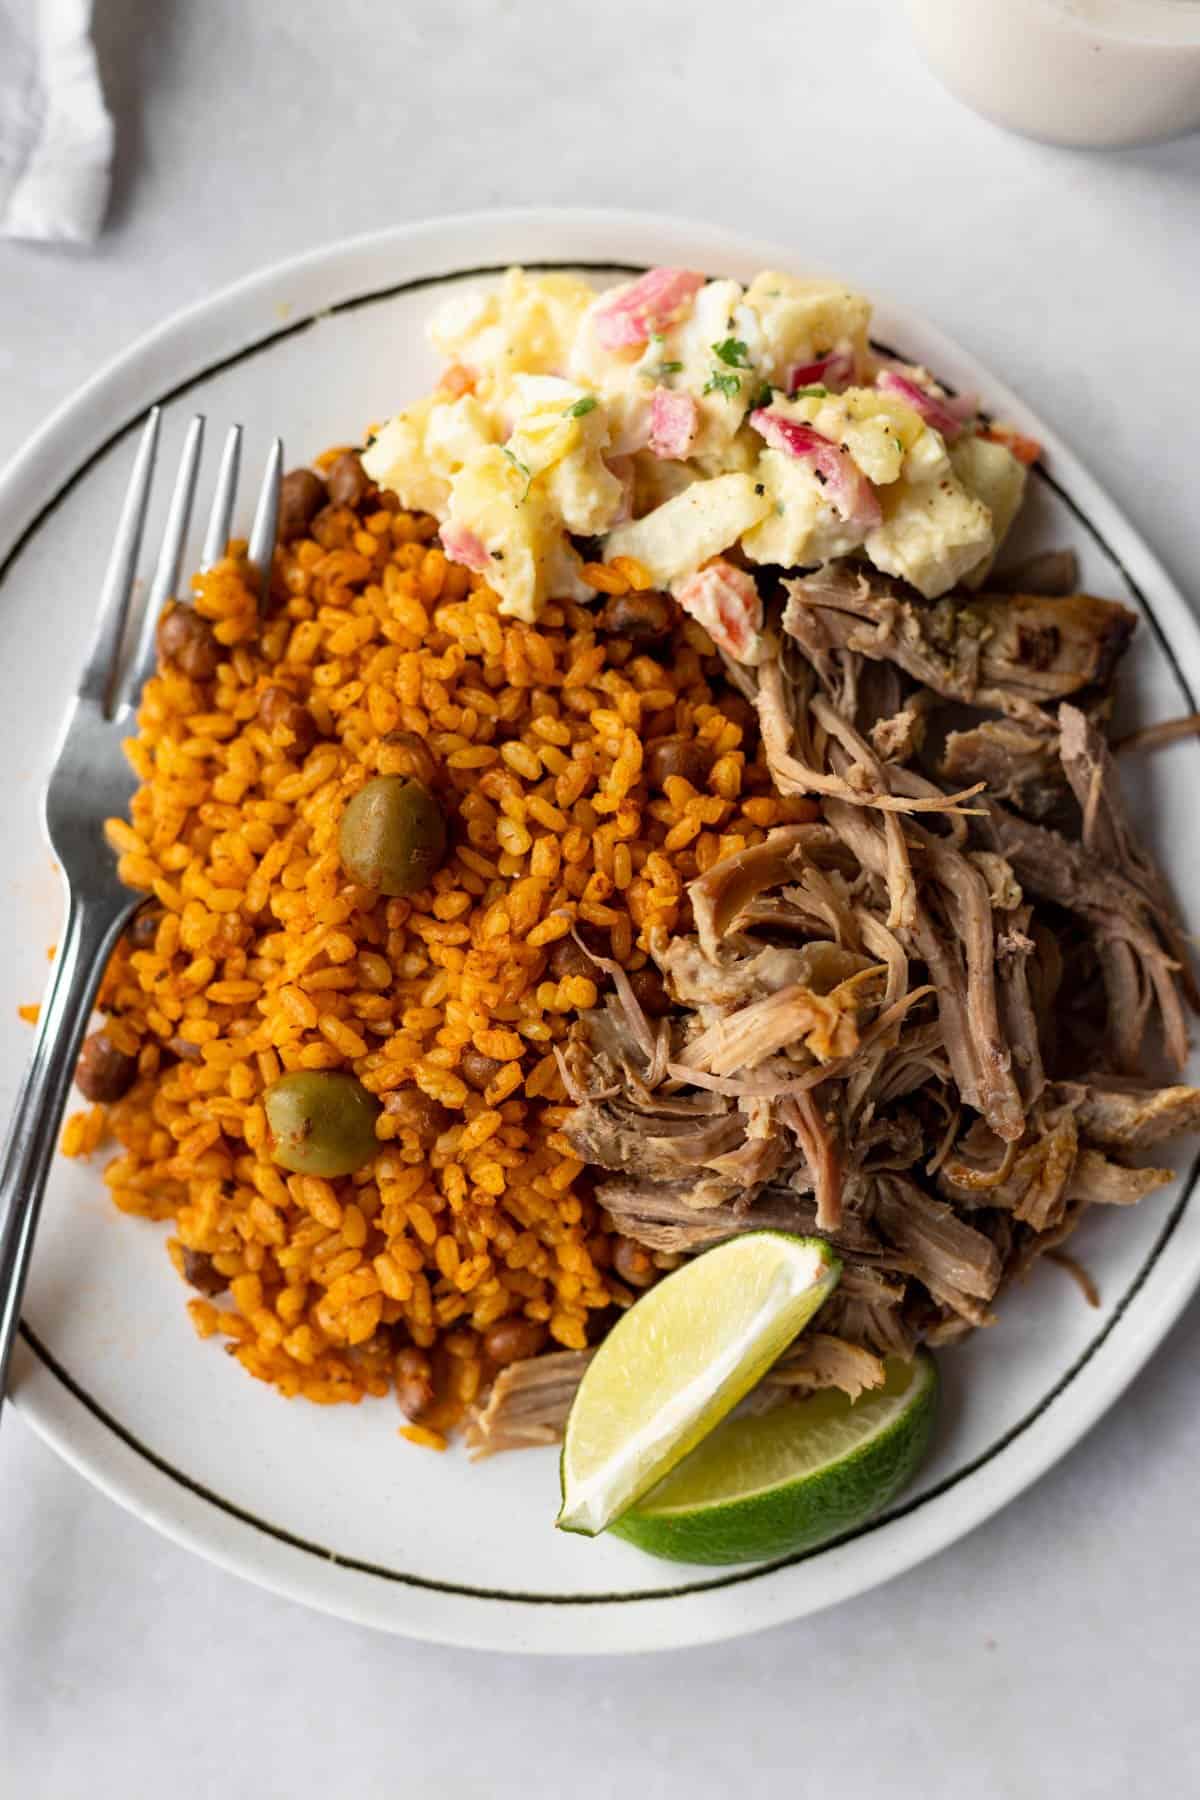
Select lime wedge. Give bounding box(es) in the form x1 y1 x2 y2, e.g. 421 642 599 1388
611 1351 938 1565
557 1233 841 1537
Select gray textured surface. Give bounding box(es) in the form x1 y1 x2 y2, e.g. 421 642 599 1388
2 2 1199 1793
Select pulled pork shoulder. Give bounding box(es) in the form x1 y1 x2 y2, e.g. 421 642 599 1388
939 719 1066 820
782 566 1136 726
477 552 1200 1451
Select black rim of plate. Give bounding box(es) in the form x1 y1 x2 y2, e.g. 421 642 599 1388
4 259 1199 1609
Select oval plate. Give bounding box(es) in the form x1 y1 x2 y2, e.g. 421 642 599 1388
3 210 1199 1655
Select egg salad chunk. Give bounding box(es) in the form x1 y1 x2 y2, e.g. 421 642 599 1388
570 276 759 462
604 473 771 590
864 431 995 597
742 272 870 390
663 280 767 461
362 393 496 517
444 446 592 621
364 265 1033 621
429 268 594 403
950 435 1028 587
504 375 625 535
742 448 864 570
569 306 660 457
437 376 630 619
785 387 925 486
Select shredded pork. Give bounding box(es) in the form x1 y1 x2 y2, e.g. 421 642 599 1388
477 549 1200 1452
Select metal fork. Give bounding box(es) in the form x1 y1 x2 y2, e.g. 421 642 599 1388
0 411 282 1418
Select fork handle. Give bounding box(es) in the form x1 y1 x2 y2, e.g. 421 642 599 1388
0 888 135 1415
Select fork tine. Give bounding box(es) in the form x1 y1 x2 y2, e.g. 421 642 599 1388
247 437 283 610
200 423 242 572
116 414 205 719
78 408 160 708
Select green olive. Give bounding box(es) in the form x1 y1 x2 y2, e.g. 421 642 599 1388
338 775 447 895
263 1071 381 1177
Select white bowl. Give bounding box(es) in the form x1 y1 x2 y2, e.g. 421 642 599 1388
906 0 1200 147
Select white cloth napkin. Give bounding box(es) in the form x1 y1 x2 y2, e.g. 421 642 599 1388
0 0 112 244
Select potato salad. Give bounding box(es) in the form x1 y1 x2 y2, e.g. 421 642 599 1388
363 266 1032 660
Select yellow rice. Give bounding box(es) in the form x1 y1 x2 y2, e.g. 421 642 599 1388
59 469 812 1442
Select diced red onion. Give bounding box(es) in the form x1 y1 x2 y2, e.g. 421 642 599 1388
592 268 706 351
440 523 491 573
648 387 700 460
788 346 856 393
749 409 882 530
876 368 977 440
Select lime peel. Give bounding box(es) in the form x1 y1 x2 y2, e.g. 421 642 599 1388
557 1233 841 1538
612 1351 938 1566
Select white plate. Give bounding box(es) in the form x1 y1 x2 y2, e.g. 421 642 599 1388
2 210 1199 1656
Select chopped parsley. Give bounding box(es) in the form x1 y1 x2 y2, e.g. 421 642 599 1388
640 333 685 384
564 396 598 418
750 382 773 411
712 337 752 369
703 368 743 401
501 447 532 501
791 384 829 399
